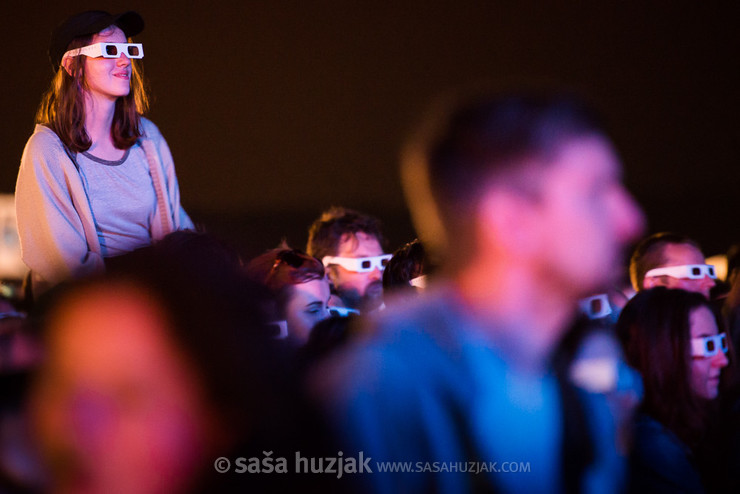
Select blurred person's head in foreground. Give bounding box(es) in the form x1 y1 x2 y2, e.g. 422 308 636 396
402 89 645 361
29 231 290 494
307 207 388 313
246 247 330 345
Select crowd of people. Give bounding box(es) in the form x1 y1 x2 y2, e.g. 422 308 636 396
1 8 739 494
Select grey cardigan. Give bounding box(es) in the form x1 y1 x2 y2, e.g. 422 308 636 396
15 118 193 292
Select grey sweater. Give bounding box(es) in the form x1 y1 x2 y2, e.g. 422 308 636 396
15 118 193 292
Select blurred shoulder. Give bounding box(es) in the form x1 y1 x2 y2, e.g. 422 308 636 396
370 286 468 348
313 287 468 398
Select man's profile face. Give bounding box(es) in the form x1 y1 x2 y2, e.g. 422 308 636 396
531 135 645 296
327 232 385 311
644 243 715 298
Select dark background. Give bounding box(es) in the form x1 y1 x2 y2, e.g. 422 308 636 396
2 2 738 259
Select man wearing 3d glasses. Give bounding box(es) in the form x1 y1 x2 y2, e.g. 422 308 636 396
307 206 389 313
629 232 716 299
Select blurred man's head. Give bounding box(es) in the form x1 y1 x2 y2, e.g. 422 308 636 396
34 282 218 494
30 232 288 494
402 91 644 300
307 207 388 312
630 232 715 298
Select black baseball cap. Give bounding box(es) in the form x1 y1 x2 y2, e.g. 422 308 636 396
49 10 145 71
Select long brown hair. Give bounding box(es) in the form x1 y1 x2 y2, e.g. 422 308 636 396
35 27 149 153
616 287 733 448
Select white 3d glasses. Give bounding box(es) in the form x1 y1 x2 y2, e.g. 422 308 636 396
579 294 612 320
410 275 427 289
267 320 288 339
691 333 728 358
322 254 392 273
328 306 360 317
644 264 716 280
63 42 144 60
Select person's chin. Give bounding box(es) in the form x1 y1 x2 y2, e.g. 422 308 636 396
361 282 384 311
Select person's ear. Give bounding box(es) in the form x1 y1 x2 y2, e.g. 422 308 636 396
642 276 658 290
61 56 75 76
325 265 340 285
477 188 538 257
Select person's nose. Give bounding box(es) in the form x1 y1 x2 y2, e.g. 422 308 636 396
320 306 331 321
116 53 130 66
612 186 646 245
712 350 729 369
369 267 382 281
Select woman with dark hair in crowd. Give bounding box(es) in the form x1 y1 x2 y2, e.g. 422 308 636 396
246 247 331 344
16 10 192 296
617 287 735 493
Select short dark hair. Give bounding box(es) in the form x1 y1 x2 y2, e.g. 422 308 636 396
306 206 385 261
298 314 358 366
616 287 732 448
629 232 703 291
402 90 608 258
382 239 427 293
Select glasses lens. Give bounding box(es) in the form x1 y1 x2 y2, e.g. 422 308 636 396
706 339 715 353
691 266 701 277
105 44 118 56
127 45 140 57
590 298 603 316
361 260 371 270
267 323 282 338
720 334 728 352
708 266 716 277
381 258 390 267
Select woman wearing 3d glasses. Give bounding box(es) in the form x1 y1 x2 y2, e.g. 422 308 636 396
15 10 193 297
616 287 735 493
246 247 332 345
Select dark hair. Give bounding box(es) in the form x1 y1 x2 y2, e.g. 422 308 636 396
616 287 731 447
298 314 357 366
306 206 386 261
726 243 740 287
629 232 703 291
246 248 324 292
155 229 243 269
382 239 428 293
40 232 283 438
245 248 325 319
402 90 608 258
36 26 149 153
